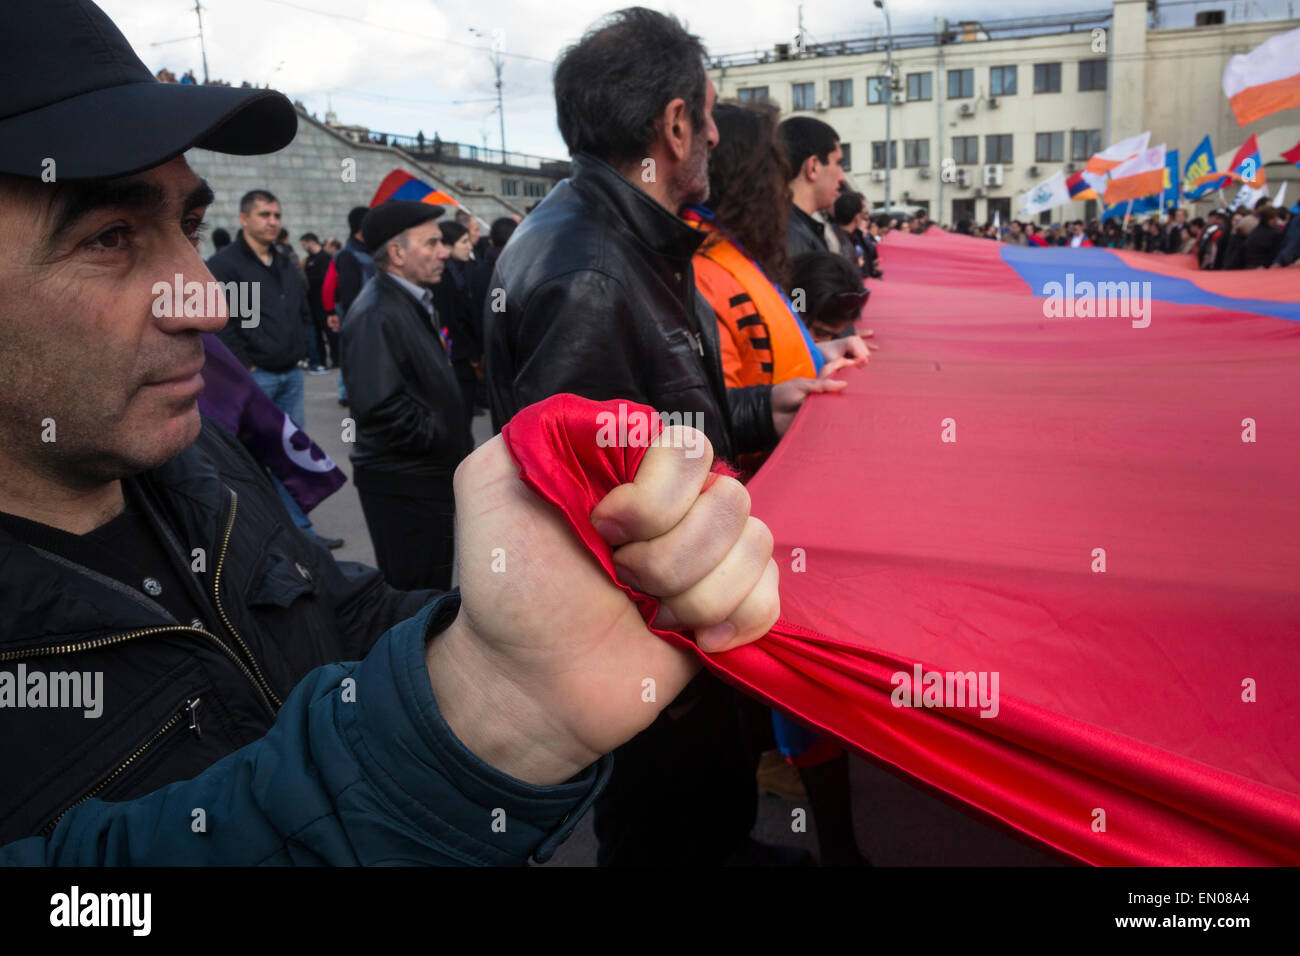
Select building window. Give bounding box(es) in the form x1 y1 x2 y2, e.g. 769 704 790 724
985 134 1013 164
1039 210 1052 225
1071 129 1102 161
501 178 519 197
1034 62 1061 93
737 86 769 103
906 72 932 101
952 135 978 165
867 76 889 104
904 138 930 167
1196 10 1225 25
829 79 853 107
792 82 815 111
871 140 897 169
948 68 973 99
952 198 976 224
990 65 1017 96
523 180 548 198
840 143 852 172
1035 131 1064 162
1078 59 1107 91
1084 199 1098 221
988 197 1012 223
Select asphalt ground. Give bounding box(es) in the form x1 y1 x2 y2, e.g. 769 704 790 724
299 368 1059 866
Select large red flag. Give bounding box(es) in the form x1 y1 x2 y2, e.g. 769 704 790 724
500 232 1300 866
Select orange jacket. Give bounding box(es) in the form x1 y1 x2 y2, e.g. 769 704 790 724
685 215 820 388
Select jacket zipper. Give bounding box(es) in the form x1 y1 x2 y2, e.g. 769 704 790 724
211 489 282 709
0 624 272 717
40 697 202 836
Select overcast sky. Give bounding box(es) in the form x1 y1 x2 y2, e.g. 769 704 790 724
99 0 1296 159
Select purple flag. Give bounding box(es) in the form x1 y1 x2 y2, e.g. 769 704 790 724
198 333 346 512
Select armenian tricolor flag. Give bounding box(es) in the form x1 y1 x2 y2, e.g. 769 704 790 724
369 169 459 209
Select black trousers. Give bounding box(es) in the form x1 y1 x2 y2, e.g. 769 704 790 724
357 481 455 592
591 671 761 866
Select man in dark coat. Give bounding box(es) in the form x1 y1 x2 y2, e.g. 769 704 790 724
779 116 845 260
0 0 777 865
341 202 473 591
299 231 332 369
486 7 838 868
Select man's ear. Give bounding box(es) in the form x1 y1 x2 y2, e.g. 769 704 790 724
802 155 820 183
661 96 690 162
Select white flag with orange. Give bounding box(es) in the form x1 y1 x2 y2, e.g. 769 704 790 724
1103 144 1167 204
1085 132 1150 175
1223 26 1300 125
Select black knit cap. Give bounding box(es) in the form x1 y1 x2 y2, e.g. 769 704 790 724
0 0 297 180
361 200 446 253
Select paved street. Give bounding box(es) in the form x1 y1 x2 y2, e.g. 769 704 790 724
296 369 1059 866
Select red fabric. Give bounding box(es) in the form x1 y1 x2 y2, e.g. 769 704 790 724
499 234 1300 865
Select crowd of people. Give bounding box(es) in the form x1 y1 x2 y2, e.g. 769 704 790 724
5 0 1293 869
842 199 1300 271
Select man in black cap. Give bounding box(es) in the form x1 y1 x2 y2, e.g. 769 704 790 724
342 201 472 591
0 0 778 865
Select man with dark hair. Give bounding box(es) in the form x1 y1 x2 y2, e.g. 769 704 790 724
299 232 331 371
208 188 341 549
912 208 932 234
325 205 376 406
487 6 835 866
0 0 776 866
779 116 844 257
211 226 231 250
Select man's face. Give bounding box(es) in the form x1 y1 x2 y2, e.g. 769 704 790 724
669 75 719 207
239 198 281 246
1010 222 1022 235
0 156 223 489
467 217 480 244
301 238 321 256
393 219 449 286
812 143 846 212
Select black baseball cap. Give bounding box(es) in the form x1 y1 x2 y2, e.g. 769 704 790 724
0 0 297 181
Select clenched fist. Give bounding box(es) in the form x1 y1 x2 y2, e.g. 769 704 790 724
426 426 778 786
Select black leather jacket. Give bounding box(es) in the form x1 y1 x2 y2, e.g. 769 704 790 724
341 271 473 495
485 152 775 464
0 417 436 843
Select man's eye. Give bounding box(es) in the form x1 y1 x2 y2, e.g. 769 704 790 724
89 226 131 249
184 215 209 245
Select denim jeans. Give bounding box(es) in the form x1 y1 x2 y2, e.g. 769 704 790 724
249 367 313 531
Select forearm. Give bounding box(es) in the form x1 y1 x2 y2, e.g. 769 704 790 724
2 597 606 866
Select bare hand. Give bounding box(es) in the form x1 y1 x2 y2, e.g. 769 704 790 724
326 313 340 331
770 376 847 437
426 426 778 785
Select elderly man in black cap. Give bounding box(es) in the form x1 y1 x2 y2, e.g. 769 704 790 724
341 201 472 592
0 0 778 865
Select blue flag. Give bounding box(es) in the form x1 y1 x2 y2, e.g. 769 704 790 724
1102 194 1160 221
1163 149 1180 210
1182 136 1218 201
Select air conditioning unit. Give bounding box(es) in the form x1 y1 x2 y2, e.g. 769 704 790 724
871 170 887 183
918 167 933 179
987 97 1000 109
891 92 906 105
959 103 974 117
956 168 973 188
815 99 828 112
974 188 986 199
1064 162 1077 173
983 164 1004 187
1028 165 1040 178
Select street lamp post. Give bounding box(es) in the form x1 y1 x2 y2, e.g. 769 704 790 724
875 0 894 213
